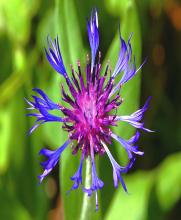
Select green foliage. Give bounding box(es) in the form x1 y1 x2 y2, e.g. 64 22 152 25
0 0 39 44
156 153 181 212
105 171 153 220
104 152 181 220
0 105 11 173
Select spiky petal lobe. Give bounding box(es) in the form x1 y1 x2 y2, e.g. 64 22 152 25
38 140 71 183
87 9 99 72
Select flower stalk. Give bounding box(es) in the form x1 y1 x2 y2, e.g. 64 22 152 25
80 157 93 220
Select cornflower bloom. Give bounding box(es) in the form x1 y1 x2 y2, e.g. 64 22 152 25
26 9 152 211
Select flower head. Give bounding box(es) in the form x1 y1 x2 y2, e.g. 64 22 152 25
26 9 152 211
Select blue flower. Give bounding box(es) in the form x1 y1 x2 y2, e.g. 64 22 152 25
26 9 152 211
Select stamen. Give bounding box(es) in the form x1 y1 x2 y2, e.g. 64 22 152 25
104 61 109 76
86 54 90 64
77 60 81 76
98 51 101 64
71 65 81 93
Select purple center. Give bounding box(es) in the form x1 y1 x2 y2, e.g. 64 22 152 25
60 62 120 157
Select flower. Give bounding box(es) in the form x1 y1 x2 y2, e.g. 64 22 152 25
26 9 152 211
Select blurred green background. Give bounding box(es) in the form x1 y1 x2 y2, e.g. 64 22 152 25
0 0 181 219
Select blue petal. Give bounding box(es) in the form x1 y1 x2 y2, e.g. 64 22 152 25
102 142 128 191
45 35 67 77
87 9 99 72
83 137 104 211
36 102 63 122
33 88 59 110
111 132 144 156
119 59 136 84
70 154 84 190
83 158 104 211
110 33 146 97
116 97 153 132
24 98 34 109
128 131 140 144
38 140 71 183
113 168 127 191
25 89 64 135
112 36 129 78
39 148 54 156
83 160 104 193
28 124 41 136
91 161 104 190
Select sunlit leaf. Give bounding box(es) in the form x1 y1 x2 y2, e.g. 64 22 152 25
0 0 39 44
0 34 13 83
0 106 11 173
105 171 153 220
156 152 181 211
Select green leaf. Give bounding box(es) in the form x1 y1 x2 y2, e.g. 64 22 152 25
55 0 86 67
37 8 55 51
0 0 39 44
105 171 153 220
105 0 131 15
0 34 13 83
0 46 27 107
156 152 181 211
0 105 11 173
0 71 28 107
0 187 32 220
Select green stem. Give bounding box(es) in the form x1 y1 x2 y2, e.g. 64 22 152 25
80 156 92 220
